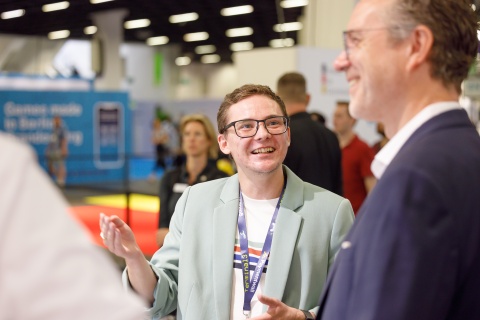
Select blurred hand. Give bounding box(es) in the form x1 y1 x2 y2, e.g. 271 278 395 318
99 213 142 260
250 294 306 320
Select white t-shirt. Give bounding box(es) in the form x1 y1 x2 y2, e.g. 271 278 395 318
230 193 279 319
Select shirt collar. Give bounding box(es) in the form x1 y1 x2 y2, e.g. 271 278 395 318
179 160 216 184
371 101 461 179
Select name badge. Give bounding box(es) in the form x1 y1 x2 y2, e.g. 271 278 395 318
173 183 188 193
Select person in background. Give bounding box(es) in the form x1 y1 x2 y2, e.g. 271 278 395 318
149 118 169 182
156 113 228 247
0 132 146 319
162 116 181 169
371 122 389 154
99 84 354 320
317 0 480 319
310 111 326 125
45 115 68 187
277 72 343 195
333 101 376 214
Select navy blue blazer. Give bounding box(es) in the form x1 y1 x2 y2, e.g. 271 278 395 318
317 109 480 320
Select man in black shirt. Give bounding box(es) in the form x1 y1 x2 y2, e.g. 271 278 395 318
277 72 342 195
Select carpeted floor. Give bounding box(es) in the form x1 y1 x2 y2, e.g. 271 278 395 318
69 193 160 256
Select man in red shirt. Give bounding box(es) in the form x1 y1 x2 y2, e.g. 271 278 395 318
334 101 376 214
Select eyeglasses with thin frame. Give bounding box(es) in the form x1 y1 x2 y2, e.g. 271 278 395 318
343 26 403 59
220 116 289 138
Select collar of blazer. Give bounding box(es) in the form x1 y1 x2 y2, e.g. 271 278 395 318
218 165 305 212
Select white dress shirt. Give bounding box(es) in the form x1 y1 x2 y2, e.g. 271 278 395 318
371 102 462 179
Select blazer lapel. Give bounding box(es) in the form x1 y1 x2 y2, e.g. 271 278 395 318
212 175 240 320
263 208 301 302
263 167 304 307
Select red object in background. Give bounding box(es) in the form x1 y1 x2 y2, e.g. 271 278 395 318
70 206 159 256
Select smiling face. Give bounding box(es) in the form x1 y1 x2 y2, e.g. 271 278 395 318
217 94 290 178
338 0 409 124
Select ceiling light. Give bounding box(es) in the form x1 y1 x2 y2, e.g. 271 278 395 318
269 38 295 48
184 32 209 42
146 36 169 46
201 54 221 64
230 41 254 52
280 0 309 8
175 56 191 66
226 27 253 37
42 1 70 12
48 30 70 40
195 45 216 54
90 0 114 3
472 4 477 11
169 12 199 24
1 9 25 20
84 26 97 35
124 19 150 29
273 22 303 32
221 5 254 16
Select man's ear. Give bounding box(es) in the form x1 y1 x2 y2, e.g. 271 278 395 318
406 25 434 72
305 93 311 105
217 134 231 155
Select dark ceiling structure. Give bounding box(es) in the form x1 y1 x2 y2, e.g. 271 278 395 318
0 0 305 63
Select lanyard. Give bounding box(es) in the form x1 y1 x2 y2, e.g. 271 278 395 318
238 179 287 318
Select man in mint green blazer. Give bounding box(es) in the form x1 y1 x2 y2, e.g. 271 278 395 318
100 84 354 320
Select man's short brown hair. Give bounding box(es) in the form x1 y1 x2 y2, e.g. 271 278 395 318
385 0 478 93
217 84 288 133
276 72 308 104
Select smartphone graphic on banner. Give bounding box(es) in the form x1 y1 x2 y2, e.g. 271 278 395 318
93 102 124 169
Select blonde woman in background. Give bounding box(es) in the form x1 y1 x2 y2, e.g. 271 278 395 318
156 114 229 247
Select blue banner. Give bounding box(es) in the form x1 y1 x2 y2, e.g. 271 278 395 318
0 90 131 185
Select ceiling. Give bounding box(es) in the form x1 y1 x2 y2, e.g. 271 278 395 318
0 0 305 63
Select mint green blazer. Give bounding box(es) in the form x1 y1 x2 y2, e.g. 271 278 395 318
128 166 354 319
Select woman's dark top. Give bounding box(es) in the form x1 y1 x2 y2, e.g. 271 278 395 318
158 159 229 228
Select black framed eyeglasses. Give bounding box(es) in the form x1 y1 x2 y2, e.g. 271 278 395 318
220 116 289 138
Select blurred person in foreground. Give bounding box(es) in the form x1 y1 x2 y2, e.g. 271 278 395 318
156 113 228 247
317 0 480 319
0 132 146 319
100 84 354 320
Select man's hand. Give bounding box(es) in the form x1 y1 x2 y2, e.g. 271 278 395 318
99 213 143 260
250 294 308 320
